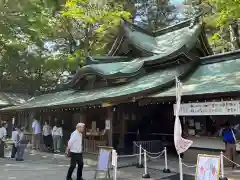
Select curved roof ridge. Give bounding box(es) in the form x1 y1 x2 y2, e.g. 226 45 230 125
123 16 201 37
85 56 130 65
200 50 240 65
123 21 202 56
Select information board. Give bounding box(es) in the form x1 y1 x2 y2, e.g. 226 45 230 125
94 146 113 180
195 154 220 180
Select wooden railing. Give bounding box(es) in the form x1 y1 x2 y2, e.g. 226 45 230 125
83 139 107 154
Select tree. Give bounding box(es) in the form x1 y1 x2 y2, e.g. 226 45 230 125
202 0 240 52
0 0 72 93
61 0 131 59
134 0 178 31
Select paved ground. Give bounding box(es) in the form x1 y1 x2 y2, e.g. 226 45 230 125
0 149 178 180
0 157 177 180
1 149 240 180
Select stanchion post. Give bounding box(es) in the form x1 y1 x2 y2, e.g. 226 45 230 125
142 149 150 179
137 144 143 168
179 155 183 180
114 152 117 180
219 151 228 180
163 147 171 173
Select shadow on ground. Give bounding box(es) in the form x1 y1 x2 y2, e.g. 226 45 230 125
160 174 194 180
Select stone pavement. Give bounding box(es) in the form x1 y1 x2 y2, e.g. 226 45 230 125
1 148 179 180
2 148 240 180
0 156 178 180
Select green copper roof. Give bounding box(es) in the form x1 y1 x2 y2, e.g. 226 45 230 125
150 56 240 98
0 92 30 107
1 64 190 111
85 56 131 65
78 59 145 79
69 20 203 87
124 22 201 55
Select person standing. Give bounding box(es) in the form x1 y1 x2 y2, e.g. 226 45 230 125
222 122 237 169
32 117 41 150
42 121 52 150
0 122 7 158
52 122 63 153
11 127 19 158
66 123 85 180
15 127 28 161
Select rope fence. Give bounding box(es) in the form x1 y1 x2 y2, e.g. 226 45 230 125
222 154 240 167
146 150 165 159
133 141 171 177
182 162 197 168
178 151 240 180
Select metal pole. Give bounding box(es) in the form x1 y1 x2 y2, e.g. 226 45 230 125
179 155 183 180
144 149 147 174
164 147 168 170
221 151 224 178
139 145 142 165
114 152 118 180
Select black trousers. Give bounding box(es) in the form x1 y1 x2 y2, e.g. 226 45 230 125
11 143 17 158
43 135 52 149
0 141 4 158
67 152 84 180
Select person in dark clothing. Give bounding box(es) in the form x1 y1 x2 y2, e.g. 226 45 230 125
222 122 237 169
42 121 52 150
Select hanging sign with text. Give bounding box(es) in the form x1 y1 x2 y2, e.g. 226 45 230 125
174 100 240 116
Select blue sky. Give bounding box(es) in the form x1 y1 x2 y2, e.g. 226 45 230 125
170 0 184 4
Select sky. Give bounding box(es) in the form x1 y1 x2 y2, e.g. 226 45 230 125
171 0 184 4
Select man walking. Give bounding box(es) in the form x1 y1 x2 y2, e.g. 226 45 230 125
66 123 85 180
32 117 41 150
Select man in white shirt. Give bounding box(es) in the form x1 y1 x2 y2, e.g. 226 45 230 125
66 123 85 180
32 118 41 150
0 122 7 158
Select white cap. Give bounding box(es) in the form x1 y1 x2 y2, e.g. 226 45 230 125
76 123 85 128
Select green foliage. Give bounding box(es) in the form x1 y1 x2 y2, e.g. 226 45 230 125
208 0 240 26
0 0 132 93
134 0 178 31
61 0 131 57
0 0 70 93
202 0 240 52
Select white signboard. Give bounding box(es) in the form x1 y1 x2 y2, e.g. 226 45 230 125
195 154 220 180
12 117 15 125
174 100 240 116
105 120 110 130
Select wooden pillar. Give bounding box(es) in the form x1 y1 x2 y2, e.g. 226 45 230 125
118 110 125 150
107 107 113 147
